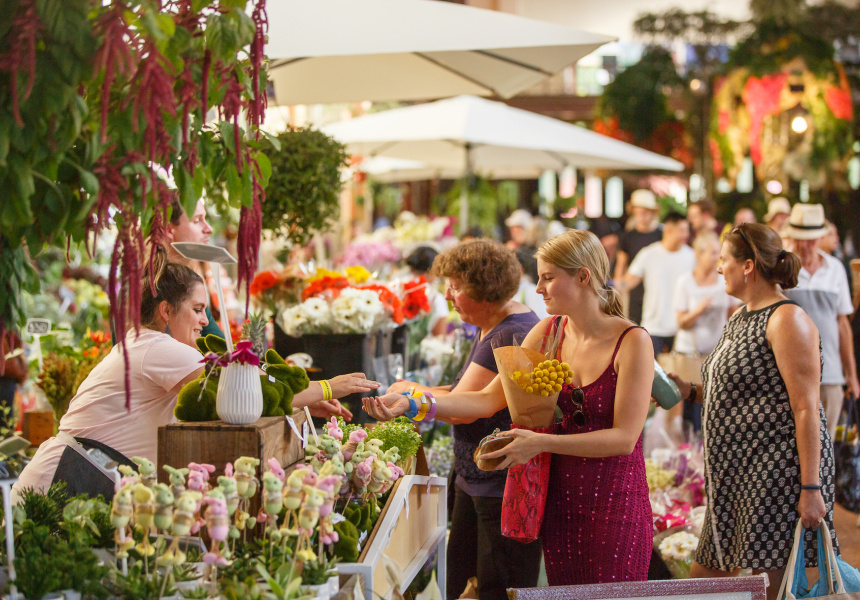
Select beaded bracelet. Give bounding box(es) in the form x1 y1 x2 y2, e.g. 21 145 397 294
320 379 333 401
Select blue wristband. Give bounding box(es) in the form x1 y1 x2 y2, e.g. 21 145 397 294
402 392 418 419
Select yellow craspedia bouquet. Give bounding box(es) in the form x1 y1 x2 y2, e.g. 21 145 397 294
509 359 574 397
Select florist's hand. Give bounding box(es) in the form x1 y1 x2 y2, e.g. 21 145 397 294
386 380 417 395
798 489 826 529
308 399 353 421
667 373 691 403
481 429 543 470
329 373 380 399
362 393 409 422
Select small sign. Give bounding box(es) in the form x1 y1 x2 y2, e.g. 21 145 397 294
26 319 51 335
285 416 306 447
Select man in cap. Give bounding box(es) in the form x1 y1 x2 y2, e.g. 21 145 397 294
783 203 860 437
504 209 535 252
764 197 792 232
614 190 663 324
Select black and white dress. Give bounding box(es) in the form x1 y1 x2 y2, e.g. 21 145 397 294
697 300 838 570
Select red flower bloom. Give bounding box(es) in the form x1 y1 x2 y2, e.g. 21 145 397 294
250 270 280 296
709 139 724 178
302 276 349 301
718 110 730 135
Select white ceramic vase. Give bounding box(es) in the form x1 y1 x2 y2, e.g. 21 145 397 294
216 363 263 424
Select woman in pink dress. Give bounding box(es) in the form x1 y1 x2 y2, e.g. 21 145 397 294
365 230 654 585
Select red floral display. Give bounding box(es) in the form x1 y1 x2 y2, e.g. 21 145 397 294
742 73 788 165
709 139 724 178
402 277 431 320
302 275 350 302
250 270 280 296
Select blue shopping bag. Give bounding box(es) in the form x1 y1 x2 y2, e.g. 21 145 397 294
778 520 860 599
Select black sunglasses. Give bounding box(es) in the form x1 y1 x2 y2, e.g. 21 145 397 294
571 387 586 427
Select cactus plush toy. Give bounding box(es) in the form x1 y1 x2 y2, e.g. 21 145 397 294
174 336 310 421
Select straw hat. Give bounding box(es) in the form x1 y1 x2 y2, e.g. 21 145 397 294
505 209 533 229
784 203 828 240
764 197 791 223
630 189 658 211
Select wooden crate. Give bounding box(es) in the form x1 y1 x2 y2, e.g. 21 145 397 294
338 474 447 600
156 412 308 517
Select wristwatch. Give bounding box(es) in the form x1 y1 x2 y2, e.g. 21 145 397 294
687 382 698 403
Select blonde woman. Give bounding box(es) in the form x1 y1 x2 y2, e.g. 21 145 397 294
365 231 654 586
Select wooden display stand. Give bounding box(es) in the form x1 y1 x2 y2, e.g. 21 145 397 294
338 474 447 600
156 412 308 517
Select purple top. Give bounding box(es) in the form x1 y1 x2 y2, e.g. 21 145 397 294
451 311 539 497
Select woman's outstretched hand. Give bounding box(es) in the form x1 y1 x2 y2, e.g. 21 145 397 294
362 393 410 421
308 399 353 421
329 373 381 399
480 429 543 470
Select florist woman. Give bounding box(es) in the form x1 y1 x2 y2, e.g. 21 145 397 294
668 223 837 600
365 230 654 586
14 254 377 501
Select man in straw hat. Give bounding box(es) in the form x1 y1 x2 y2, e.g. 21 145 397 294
614 189 663 324
764 197 791 232
783 203 860 437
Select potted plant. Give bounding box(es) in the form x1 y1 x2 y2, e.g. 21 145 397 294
299 555 340 600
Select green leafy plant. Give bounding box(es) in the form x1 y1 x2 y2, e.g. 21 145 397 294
181 586 217 599
0 0 271 383
433 178 519 236
62 494 114 549
300 554 339 585
256 562 308 600
14 520 110 600
368 417 422 460
221 576 268 600
105 561 177 600
17 481 67 536
261 127 349 247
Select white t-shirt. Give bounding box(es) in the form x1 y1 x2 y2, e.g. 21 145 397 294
13 329 202 498
672 273 739 354
785 250 854 385
628 242 696 337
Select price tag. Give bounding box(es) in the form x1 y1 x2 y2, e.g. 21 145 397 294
268 375 276 383
330 512 346 525
301 421 310 449
26 319 51 335
285 416 307 447
358 530 368 545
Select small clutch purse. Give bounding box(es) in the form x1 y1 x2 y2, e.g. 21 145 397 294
473 428 513 471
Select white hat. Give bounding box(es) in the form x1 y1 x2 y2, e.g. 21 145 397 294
505 209 533 229
764 197 791 222
784 203 827 240
630 189 658 211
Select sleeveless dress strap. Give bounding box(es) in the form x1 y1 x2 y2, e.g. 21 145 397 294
610 325 644 363
540 315 568 355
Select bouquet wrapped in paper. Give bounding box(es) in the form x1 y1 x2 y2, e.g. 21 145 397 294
490 334 572 428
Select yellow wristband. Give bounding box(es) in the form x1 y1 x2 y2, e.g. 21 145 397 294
320 380 332 401
414 394 429 421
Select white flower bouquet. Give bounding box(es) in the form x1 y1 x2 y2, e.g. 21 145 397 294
655 527 700 579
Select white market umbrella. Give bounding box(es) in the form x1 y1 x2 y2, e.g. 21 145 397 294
265 0 614 105
323 95 685 230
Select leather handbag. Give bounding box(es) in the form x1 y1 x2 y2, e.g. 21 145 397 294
500 423 555 544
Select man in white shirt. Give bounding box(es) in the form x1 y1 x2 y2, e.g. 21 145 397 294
621 212 696 354
783 203 860 437
621 212 695 354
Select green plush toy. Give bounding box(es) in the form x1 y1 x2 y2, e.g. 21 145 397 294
332 519 360 562
174 376 219 421
175 337 311 422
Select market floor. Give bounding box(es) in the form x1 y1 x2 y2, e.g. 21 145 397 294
834 503 860 567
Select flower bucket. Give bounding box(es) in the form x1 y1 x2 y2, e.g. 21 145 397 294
216 363 263 425
301 582 331 600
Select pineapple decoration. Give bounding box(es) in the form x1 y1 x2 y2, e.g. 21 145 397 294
242 311 269 358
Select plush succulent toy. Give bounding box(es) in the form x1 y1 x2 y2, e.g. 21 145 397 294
174 337 311 421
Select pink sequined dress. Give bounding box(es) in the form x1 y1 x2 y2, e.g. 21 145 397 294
542 321 652 585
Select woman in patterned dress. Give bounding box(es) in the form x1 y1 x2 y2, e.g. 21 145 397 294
365 230 655 585
669 223 837 600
